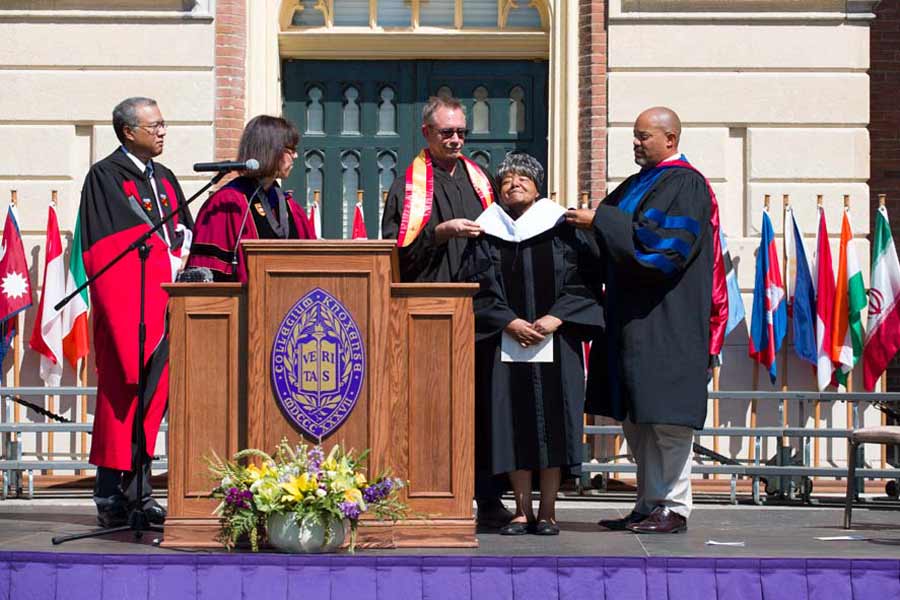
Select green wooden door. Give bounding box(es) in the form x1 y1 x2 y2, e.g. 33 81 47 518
282 59 548 239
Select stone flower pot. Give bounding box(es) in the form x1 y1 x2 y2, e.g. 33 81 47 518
266 512 347 553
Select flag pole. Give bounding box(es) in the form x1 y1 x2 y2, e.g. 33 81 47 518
750 195 770 462
877 194 887 469
46 192 58 476
8 191 24 444
79 358 88 476
814 194 823 468
781 194 791 449
843 194 855 433
713 364 721 479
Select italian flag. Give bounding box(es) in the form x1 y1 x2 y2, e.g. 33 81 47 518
63 214 90 368
863 205 900 391
831 209 866 386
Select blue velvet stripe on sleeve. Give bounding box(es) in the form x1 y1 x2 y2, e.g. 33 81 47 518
643 208 700 237
634 251 677 274
635 228 692 259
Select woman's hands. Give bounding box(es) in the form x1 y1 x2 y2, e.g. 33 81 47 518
532 315 562 336
504 315 562 347
505 319 544 348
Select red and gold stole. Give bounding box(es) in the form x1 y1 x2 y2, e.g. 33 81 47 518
396 149 494 247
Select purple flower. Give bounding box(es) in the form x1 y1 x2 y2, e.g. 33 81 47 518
308 446 325 474
224 487 252 509
339 500 361 520
362 479 395 504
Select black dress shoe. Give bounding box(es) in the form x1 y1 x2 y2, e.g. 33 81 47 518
598 511 648 531
627 507 687 534
476 501 514 529
533 520 560 536
499 520 534 536
97 508 128 528
143 504 167 525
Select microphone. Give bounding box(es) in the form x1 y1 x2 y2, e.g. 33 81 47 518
192 159 259 173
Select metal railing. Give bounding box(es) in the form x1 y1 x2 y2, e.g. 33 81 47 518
1 387 167 499
582 391 900 505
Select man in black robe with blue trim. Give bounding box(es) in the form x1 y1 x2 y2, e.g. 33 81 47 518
566 107 714 534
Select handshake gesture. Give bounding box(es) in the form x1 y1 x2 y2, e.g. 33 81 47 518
504 315 563 348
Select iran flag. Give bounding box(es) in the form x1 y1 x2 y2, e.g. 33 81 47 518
863 205 900 391
29 204 66 385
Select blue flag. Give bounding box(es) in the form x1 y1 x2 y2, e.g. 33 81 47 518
787 209 817 365
749 210 788 383
720 229 745 337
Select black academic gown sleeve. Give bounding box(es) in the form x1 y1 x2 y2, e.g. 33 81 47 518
591 170 711 286
546 227 604 332
381 175 444 282
462 237 519 342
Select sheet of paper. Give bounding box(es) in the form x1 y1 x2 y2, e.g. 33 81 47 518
705 540 746 547
501 332 553 363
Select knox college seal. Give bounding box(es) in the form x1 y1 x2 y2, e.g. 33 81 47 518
271 287 365 439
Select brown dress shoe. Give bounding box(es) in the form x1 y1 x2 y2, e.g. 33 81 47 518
627 507 687 534
598 511 649 531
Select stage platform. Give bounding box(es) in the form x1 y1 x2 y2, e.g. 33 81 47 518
1 499 898 599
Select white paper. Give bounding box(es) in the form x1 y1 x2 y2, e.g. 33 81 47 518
815 535 868 541
501 332 554 363
705 540 746 547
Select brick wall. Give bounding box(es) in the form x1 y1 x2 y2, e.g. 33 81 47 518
215 0 247 160
578 0 607 206
870 2 900 391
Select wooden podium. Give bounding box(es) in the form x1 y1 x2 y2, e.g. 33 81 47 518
162 241 477 548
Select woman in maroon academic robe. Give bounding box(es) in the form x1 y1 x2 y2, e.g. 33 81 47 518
187 115 315 282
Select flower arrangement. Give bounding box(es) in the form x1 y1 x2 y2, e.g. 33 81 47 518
208 438 406 552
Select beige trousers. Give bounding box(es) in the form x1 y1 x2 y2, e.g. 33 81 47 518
622 419 694 519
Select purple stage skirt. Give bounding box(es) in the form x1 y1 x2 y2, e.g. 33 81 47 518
1 553 898 600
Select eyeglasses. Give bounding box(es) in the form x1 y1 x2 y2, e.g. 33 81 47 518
432 127 469 140
284 146 298 155
135 121 167 134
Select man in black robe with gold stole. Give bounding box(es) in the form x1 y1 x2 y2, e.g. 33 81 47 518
567 107 716 534
381 95 510 527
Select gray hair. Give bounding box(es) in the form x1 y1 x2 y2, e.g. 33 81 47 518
113 97 157 143
497 151 545 190
422 95 464 126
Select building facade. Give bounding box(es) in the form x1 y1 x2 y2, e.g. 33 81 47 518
0 0 891 469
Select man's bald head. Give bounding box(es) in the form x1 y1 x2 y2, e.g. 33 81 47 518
632 106 682 168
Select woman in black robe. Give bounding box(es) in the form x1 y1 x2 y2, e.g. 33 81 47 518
465 152 603 536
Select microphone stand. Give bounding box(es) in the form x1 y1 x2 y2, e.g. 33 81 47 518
52 169 229 545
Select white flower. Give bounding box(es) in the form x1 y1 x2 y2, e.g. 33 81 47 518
315 488 327 498
221 477 233 488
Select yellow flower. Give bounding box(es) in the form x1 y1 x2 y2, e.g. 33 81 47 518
344 487 363 505
280 473 318 503
246 463 271 482
354 473 367 487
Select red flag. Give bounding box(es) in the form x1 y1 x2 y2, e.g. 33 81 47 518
815 206 836 390
0 206 33 363
352 203 367 240
29 204 65 385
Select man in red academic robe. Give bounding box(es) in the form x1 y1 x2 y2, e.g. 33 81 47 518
77 97 193 527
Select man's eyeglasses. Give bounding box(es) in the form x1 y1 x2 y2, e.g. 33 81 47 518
135 121 167 134
284 145 298 155
432 127 469 140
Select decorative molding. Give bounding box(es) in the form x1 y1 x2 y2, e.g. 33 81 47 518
0 10 213 21
609 0 879 20
499 0 549 30
279 30 549 59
